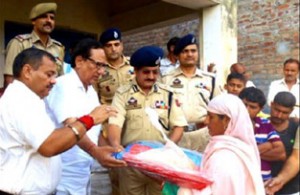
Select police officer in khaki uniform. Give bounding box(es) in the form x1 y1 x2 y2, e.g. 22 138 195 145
96 28 135 146
97 28 134 105
3 3 64 89
108 46 187 195
162 34 220 152
97 27 133 195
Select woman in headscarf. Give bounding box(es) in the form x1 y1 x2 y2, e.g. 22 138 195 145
179 94 265 194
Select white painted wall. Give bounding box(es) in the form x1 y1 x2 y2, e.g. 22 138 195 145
201 0 237 88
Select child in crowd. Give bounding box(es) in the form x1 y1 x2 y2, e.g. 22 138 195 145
239 87 286 181
224 72 246 96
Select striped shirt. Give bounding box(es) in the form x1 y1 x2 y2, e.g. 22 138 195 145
254 117 281 181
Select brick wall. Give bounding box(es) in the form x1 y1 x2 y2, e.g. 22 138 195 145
238 0 299 94
122 0 299 99
122 18 199 56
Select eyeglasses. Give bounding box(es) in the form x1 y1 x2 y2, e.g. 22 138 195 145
87 58 107 69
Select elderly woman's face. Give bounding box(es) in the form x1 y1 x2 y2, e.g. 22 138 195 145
204 111 230 136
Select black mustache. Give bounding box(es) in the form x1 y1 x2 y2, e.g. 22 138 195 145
43 23 52 27
272 117 282 121
47 84 54 89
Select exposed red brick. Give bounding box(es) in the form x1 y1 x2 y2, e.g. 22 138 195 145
278 4 289 10
241 15 251 19
253 22 267 27
263 32 272 36
263 42 274 47
294 32 299 42
278 12 284 16
122 0 299 101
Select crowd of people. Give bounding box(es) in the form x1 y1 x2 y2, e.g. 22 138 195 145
0 2 299 195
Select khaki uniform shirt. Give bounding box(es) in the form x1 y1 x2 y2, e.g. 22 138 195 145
4 31 65 76
95 56 134 105
162 67 219 123
109 80 187 146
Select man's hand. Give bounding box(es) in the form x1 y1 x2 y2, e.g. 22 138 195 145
90 145 127 168
264 177 284 195
207 63 216 73
89 105 118 125
112 144 124 152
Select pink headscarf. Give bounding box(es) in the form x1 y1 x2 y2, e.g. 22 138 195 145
189 94 265 195
207 93 258 149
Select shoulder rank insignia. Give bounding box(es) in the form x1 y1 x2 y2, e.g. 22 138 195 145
15 34 31 42
52 39 63 47
128 69 134 75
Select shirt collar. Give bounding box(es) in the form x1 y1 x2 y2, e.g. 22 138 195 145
279 78 300 85
172 66 204 78
13 80 42 101
106 55 130 69
130 79 160 95
31 31 54 47
161 57 179 66
69 69 94 92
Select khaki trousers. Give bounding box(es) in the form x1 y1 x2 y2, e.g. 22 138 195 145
118 167 161 195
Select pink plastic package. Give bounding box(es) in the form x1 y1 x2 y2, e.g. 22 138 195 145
120 141 212 190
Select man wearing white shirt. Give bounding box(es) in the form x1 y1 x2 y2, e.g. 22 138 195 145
0 48 124 195
267 58 299 119
160 36 180 76
45 38 126 195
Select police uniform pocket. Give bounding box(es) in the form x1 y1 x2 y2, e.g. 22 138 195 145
126 109 143 130
155 108 168 119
